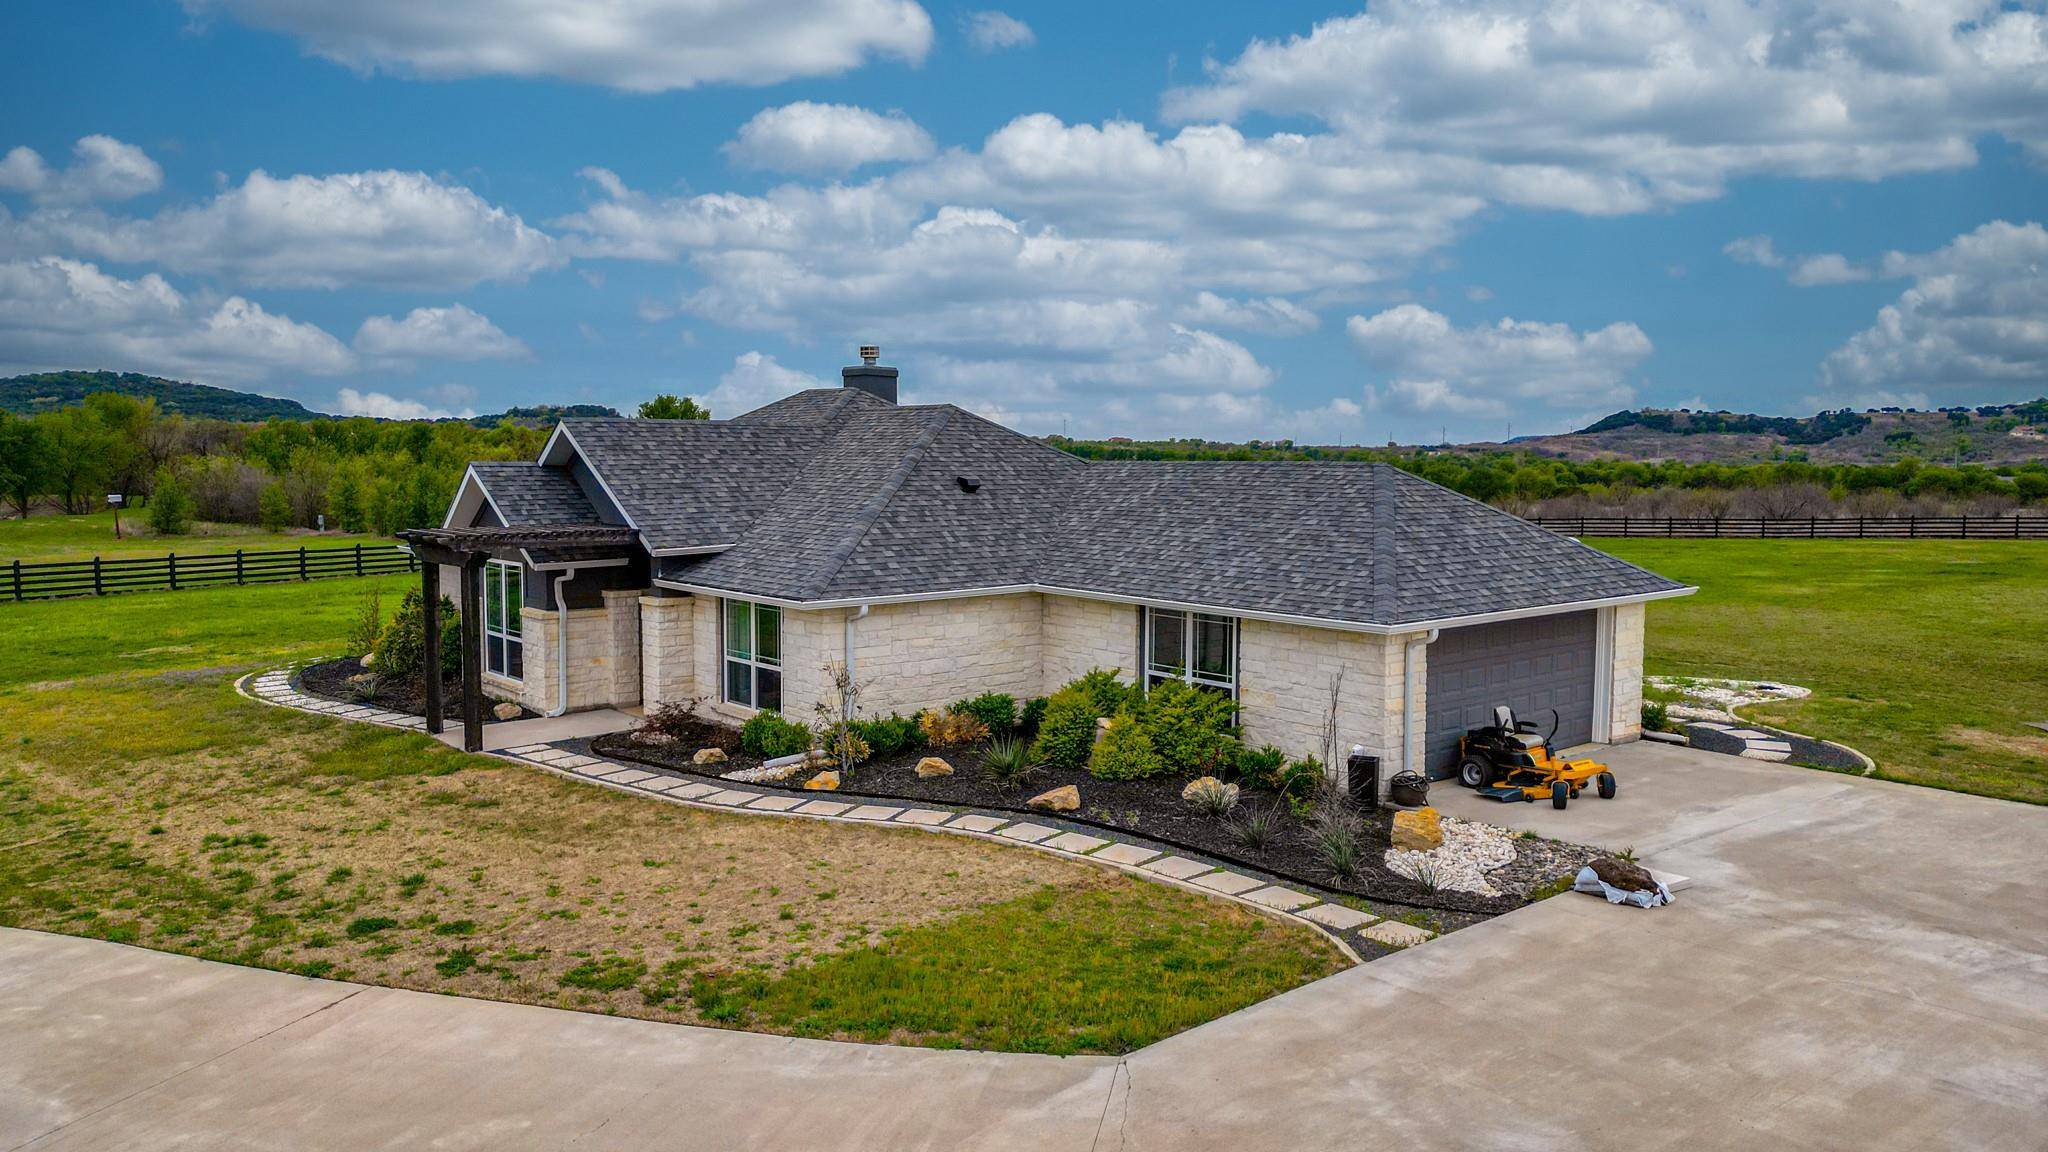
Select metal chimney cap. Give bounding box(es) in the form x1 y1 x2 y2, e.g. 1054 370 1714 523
859 344 880 366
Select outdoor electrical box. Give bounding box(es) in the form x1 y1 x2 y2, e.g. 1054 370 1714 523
1347 750 1380 811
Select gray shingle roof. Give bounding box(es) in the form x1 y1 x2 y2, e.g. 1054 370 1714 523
469 462 596 526
488 391 1687 628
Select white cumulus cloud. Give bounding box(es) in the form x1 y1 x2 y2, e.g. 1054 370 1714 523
724 103 935 174
353 303 528 363
333 388 469 420
0 136 163 204
181 0 934 91
690 351 831 417
1348 304 1651 423
1176 291 1319 336
963 11 1034 53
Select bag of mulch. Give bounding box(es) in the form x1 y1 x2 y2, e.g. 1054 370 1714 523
1573 857 1672 908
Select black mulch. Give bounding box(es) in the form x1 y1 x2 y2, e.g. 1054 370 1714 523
590 728 1598 919
298 656 538 723
1680 721 1866 772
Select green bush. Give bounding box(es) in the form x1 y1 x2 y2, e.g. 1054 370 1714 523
1138 679 1239 775
1642 700 1670 733
145 464 193 535
1072 668 1133 716
1090 713 1166 780
1017 696 1049 741
373 588 460 681
1234 744 1286 788
258 481 292 531
740 710 812 758
1277 757 1325 800
950 691 1018 733
850 713 923 759
1029 686 1100 770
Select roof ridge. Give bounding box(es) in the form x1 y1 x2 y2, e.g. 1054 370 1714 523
1371 463 1401 622
795 407 957 600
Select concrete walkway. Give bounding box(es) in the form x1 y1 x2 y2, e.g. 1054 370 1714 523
5 743 2045 1150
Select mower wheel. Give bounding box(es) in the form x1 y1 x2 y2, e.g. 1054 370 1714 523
1551 781 1569 809
1457 756 1490 789
1597 772 1616 799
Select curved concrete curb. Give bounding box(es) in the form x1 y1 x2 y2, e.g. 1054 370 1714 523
235 665 1451 964
1671 690 1878 776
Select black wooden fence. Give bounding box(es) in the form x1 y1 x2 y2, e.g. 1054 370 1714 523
1531 515 2048 540
5 543 418 602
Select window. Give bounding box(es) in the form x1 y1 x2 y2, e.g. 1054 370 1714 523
722 598 782 711
1144 607 1237 699
482 560 523 679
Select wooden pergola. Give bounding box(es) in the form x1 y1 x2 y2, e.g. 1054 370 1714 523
395 525 638 751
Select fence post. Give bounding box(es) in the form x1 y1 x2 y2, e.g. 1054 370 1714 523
299 546 308 581
1909 517 1917 539
354 543 363 577
10 558 19 601
235 549 244 585
168 552 178 592
1960 514 1967 540
1665 517 1673 537
93 555 103 596
1857 516 1864 539
1808 517 1815 539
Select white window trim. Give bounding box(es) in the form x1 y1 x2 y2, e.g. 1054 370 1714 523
1142 606 1239 700
482 560 523 680
720 597 782 711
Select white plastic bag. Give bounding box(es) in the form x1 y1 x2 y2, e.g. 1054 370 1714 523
1573 865 1672 908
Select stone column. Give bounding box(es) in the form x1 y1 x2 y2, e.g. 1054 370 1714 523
603 588 643 708
640 595 694 710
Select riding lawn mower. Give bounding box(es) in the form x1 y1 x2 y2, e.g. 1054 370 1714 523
1456 705 1616 810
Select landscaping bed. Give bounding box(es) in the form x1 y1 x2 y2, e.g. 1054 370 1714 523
1681 721 1866 772
299 655 536 722
590 730 1597 917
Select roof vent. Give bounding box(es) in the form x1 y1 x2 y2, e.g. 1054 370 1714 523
842 344 898 404
956 476 980 493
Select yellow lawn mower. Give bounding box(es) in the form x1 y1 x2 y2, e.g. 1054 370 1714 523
1456 705 1616 809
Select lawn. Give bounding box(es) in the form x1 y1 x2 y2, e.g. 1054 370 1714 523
0 508 382 563
1598 539 2048 806
0 576 1342 1054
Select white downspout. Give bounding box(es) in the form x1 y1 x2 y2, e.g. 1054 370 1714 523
547 568 578 717
1401 628 1440 780
843 604 871 716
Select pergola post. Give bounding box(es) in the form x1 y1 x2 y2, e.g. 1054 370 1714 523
459 555 487 752
422 561 443 736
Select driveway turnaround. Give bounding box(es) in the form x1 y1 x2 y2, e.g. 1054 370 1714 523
5 742 2045 1151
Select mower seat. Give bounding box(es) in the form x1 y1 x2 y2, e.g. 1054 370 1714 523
1492 706 1546 750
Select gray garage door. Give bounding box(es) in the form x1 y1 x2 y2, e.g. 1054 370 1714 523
1424 611 1597 778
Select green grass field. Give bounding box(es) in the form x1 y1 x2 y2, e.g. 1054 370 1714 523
0 509 382 563
0 576 1341 1054
1599 539 2048 806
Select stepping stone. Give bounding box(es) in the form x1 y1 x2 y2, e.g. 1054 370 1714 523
554 755 601 769
745 794 804 812
1300 903 1379 931
669 782 720 800
571 763 615 778
998 822 1058 844
843 805 905 821
1240 885 1317 911
599 769 656 785
638 776 694 794
1360 921 1434 948
1092 842 1161 867
524 748 575 764
504 744 551 755
1189 871 1263 895
1650 869 1693 893
947 814 1007 833
893 808 955 826
1045 831 1109 854
1688 721 1732 731
1746 739 1793 752
704 789 759 806
1142 856 1215 880
795 800 852 817
1722 729 1768 740
1740 749 1791 762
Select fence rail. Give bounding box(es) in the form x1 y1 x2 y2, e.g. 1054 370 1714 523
1530 515 2048 540
5 543 418 602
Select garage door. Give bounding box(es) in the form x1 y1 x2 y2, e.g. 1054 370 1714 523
1424 611 1597 778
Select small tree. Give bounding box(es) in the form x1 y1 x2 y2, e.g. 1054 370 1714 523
145 464 194 536
812 660 871 776
258 481 292 531
637 394 711 420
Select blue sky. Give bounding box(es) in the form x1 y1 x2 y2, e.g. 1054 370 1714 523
2 0 2044 442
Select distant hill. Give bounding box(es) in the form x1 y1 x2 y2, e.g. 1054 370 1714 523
1481 399 2048 465
470 403 622 428
0 371 325 421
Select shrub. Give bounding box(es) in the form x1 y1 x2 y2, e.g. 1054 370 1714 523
740 710 812 758
345 585 384 657
1071 668 1133 716
1029 686 1099 770
850 713 923 759
950 692 1018 734
645 698 740 751
373 588 461 682
258 481 292 531
1234 744 1286 789
1304 806 1364 881
1090 713 1166 780
918 707 989 747
1183 776 1241 817
1642 700 1671 733
979 736 1038 788
1017 696 1049 741
1277 757 1325 800
1228 806 1279 851
1139 679 1239 774
815 722 871 768
145 464 193 536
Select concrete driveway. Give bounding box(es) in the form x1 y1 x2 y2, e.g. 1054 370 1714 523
4 742 2044 1150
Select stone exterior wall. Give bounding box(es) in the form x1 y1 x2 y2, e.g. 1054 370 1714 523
1236 620 1412 787
518 605 615 714
602 589 642 709
845 594 1046 718
639 595 695 708
1041 595 1138 694
1606 601 1646 742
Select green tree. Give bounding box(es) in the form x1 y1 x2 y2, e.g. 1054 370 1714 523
35 408 116 514
0 412 48 519
636 394 711 420
258 481 292 531
145 464 194 535
328 464 368 533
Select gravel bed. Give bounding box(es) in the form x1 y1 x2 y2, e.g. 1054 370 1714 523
1681 721 1865 771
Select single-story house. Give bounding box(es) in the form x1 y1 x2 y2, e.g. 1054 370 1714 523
410 352 1694 787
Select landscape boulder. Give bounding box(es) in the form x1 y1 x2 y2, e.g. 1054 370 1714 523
1028 784 1081 812
1181 776 1239 806
358 651 376 668
915 756 954 778
1391 807 1445 852
803 770 841 791
632 729 677 747
692 747 728 766
491 702 521 721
